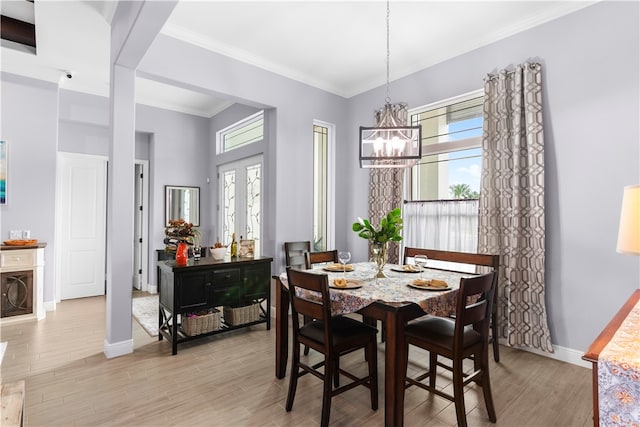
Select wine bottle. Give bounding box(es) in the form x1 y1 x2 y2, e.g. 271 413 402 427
230 233 237 257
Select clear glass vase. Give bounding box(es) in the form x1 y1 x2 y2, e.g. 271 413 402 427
372 242 387 278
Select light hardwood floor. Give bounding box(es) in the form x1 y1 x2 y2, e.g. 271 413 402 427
0 294 593 426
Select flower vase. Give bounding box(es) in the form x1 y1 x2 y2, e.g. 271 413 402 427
372 242 387 278
175 242 189 266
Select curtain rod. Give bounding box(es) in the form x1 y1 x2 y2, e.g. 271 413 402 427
404 199 479 204
485 62 541 81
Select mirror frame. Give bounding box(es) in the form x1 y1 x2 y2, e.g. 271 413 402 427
165 185 200 226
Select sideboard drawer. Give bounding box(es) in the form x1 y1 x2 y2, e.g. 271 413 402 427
1 250 36 269
212 268 241 286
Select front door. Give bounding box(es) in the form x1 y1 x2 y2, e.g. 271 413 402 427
57 153 107 300
218 155 263 255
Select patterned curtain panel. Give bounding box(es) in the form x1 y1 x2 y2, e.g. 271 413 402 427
368 168 403 264
478 62 553 353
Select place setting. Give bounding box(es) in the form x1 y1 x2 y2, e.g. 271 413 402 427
403 254 451 291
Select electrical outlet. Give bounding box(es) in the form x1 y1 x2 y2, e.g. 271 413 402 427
23 230 31 239
9 230 22 240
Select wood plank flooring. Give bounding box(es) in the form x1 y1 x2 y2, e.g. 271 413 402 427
0 293 593 426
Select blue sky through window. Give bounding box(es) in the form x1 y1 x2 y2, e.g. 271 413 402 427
447 117 482 193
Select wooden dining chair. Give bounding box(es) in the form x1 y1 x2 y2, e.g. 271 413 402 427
402 271 497 427
285 268 378 427
403 247 501 362
284 241 311 270
304 250 339 268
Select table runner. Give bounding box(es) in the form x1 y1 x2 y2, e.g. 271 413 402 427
598 298 640 425
279 262 474 316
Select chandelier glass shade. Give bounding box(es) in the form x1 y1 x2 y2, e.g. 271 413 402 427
359 102 422 168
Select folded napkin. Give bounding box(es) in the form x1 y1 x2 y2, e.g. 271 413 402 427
333 278 348 287
412 278 448 288
329 263 353 270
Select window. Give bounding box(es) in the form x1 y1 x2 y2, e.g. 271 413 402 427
217 111 264 153
404 91 483 255
312 121 335 252
409 91 483 201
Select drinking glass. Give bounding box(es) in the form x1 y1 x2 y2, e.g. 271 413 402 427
414 254 428 279
338 251 351 277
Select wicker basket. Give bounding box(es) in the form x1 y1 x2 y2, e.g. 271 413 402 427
223 303 261 326
181 310 221 336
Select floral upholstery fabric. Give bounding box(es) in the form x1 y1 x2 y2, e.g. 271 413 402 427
598 299 640 426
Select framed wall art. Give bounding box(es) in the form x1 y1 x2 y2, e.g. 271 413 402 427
0 141 6 205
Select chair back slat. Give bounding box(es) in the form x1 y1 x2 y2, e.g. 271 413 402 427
286 267 332 327
305 250 339 269
403 247 498 270
454 272 496 346
285 241 311 270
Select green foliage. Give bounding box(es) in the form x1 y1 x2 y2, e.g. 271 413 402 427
352 207 403 244
449 183 479 199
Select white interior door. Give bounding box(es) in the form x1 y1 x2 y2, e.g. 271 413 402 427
218 155 263 255
133 162 149 290
57 153 107 300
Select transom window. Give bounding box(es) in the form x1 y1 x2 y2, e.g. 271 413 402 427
217 110 264 153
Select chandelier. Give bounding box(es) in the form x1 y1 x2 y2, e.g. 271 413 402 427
359 0 421 168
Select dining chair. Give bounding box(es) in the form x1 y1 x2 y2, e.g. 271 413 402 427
304 250 339 268
284 241 311 270
285 268 378 427
402 271 497 427
403 247 501 362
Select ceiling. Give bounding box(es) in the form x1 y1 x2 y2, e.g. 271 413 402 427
1 1 596 118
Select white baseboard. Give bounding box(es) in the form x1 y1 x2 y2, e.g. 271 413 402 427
103 338 133 359
44 300 56 312
505 339 591 369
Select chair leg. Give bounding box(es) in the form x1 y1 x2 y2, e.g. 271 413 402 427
367 341 379 410
334 358 340 388
480 349 497 422
286 341 301 411
491 286 500 363
303 315 311 355
452 357 468 427
429 352 438 388
321 355 333 427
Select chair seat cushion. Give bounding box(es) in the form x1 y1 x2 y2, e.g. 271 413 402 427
301 316 378 346
405 316 482 350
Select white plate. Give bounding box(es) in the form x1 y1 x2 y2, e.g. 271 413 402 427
407 283 450 291
329 279 363 289
390 265 422 273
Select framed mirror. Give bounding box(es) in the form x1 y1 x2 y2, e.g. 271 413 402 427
165 185 200 226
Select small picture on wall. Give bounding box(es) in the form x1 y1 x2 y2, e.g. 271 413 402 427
0 141 6 205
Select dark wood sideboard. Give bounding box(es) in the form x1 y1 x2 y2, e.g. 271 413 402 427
157 256 273 355
583 289 640 426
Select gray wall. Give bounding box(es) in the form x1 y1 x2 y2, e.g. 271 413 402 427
345 1 640 352
138 34 350 273
0 73 58 303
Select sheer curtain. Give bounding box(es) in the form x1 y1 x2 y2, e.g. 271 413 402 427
403 200 479 253
478 62 553 353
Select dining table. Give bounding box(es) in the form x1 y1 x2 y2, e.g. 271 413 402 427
274 261 478 427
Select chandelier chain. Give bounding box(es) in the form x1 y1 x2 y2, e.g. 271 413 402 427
385 0 391 104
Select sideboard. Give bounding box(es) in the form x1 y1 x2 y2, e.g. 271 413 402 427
583 289 640 426
157 256 272 355
0 244 46 324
